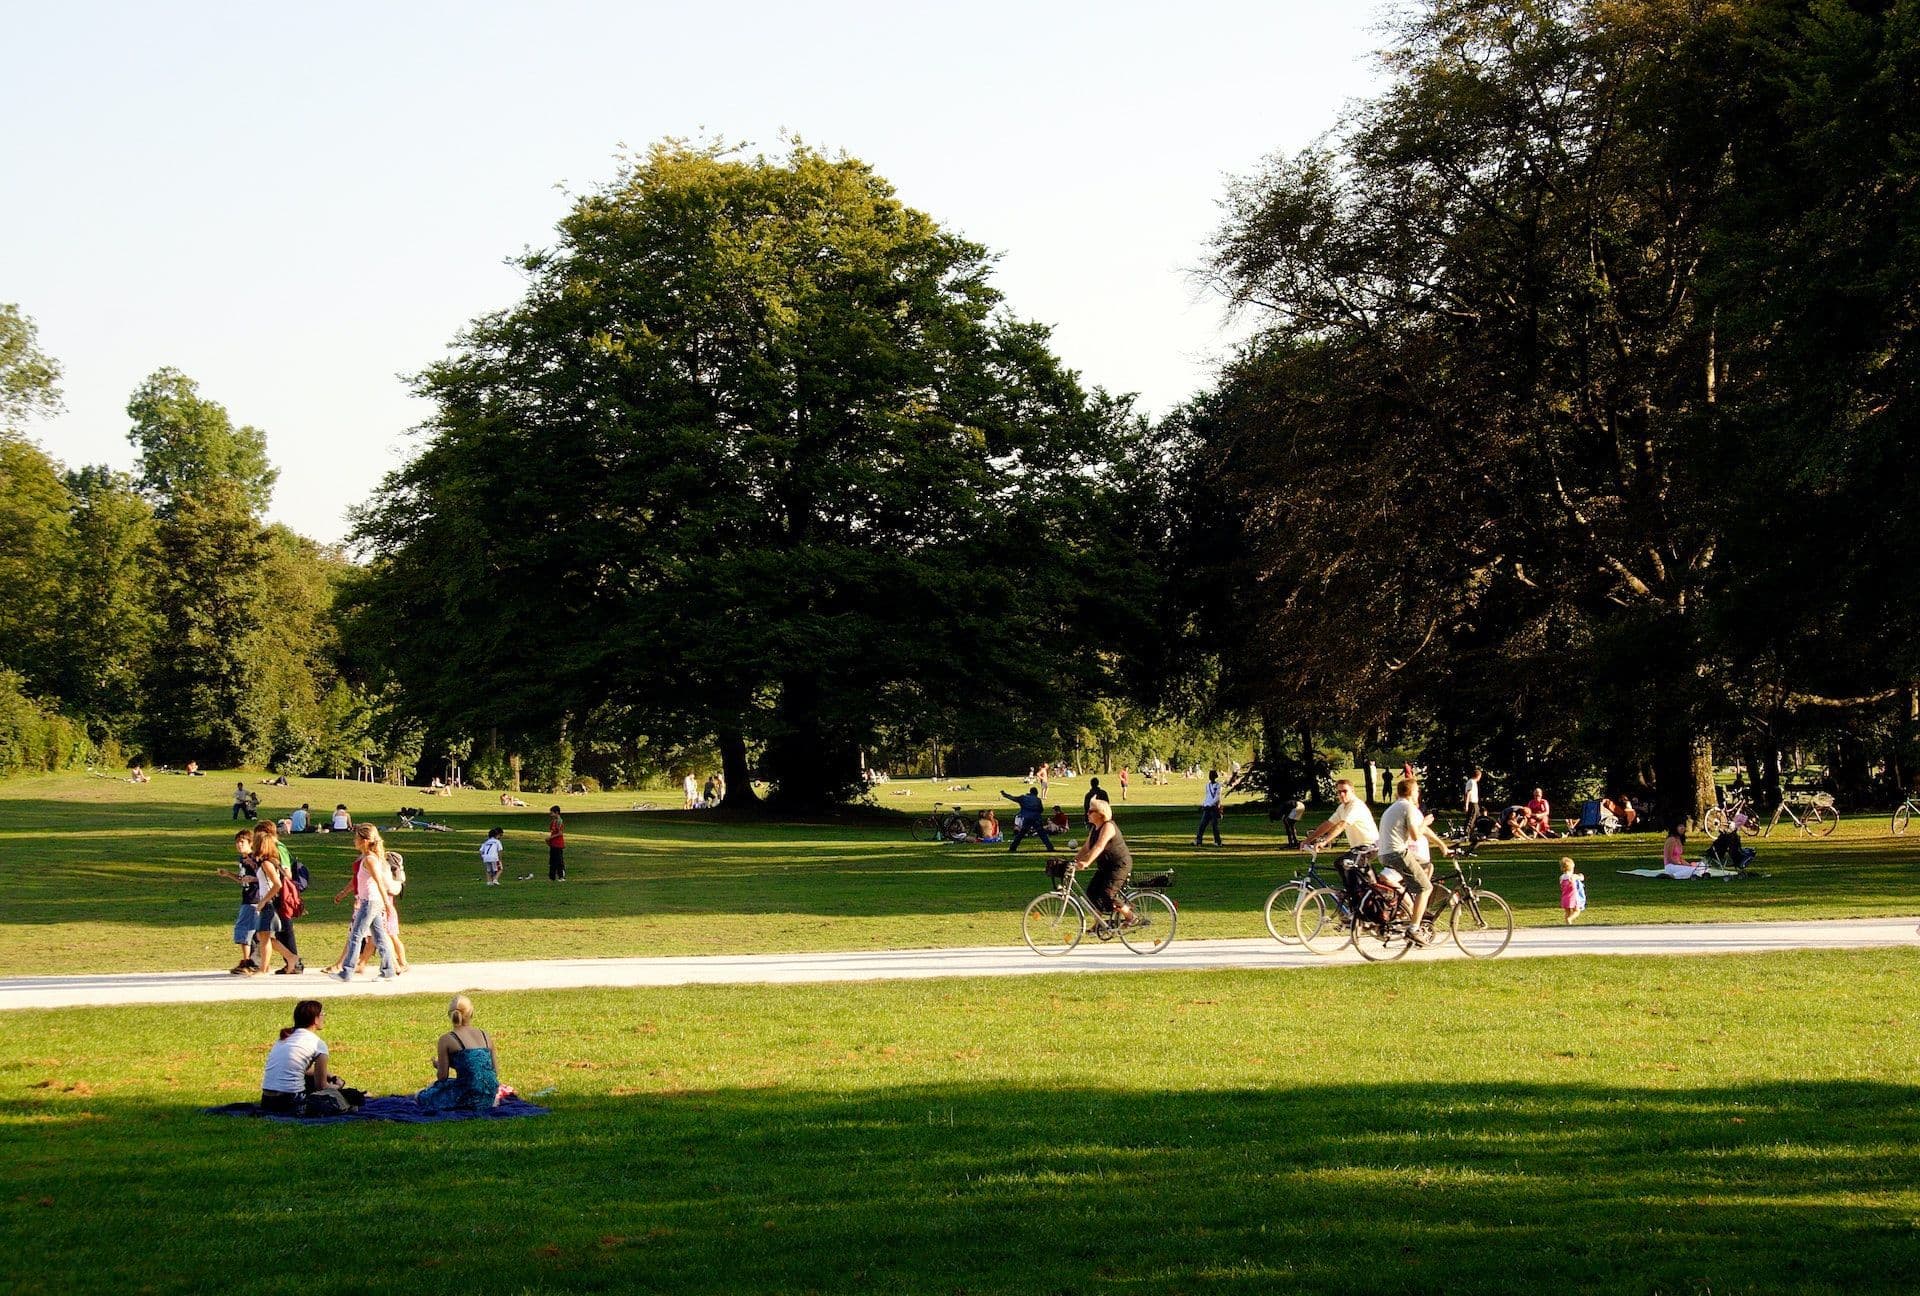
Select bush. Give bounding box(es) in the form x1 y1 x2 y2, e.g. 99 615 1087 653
0 672 93 778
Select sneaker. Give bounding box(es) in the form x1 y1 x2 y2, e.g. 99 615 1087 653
333 969 353 982
378 971 398 980
1408 929 1432 947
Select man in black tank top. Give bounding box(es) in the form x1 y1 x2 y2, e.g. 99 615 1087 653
1076 798 1135 928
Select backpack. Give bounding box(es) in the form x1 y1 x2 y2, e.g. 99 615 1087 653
274 853 307 920
290 858 311 892
386 851 406 896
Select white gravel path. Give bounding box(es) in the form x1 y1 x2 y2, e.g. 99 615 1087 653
1 916 1914 1011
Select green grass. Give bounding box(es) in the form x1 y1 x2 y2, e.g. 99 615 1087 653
4 950 1919 1293
3 769 1917 975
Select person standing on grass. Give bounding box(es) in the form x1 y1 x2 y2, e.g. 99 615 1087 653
1194 769 1224 846
1118 767 1129 802
1560 858 1587 923
546 806 567 881
1463 767 1482 826
682 773 698 810
330 824 398 981
231 782 252 821
480 827 504 886
1000 786 1053 852
1084 777 1106 816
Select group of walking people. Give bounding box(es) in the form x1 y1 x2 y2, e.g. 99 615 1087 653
218 820 409 980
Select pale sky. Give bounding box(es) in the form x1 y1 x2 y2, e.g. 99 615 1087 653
3 1 1387 544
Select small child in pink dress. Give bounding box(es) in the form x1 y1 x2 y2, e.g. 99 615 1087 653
1559 857 1587 924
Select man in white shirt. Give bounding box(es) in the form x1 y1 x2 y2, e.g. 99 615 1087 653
1193 769 1224 846
1463 768 1482 822
1302 779 1379 857
1378 774 1450 943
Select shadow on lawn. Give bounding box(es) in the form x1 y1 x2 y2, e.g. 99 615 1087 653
6 1080 1920 1293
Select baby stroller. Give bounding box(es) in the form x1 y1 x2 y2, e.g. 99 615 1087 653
1703 830 1757 874
1570 799 1620 836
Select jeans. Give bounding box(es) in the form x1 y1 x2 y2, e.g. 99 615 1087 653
1194 805 1222 845
338 897 395 975
548 846 565 881
1006 817 1054 852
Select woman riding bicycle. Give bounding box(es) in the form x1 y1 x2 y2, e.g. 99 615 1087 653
1075 799 1135 928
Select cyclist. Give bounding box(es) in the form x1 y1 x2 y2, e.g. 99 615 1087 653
1075 798 1135 930
1300 779 1379 861
1377 774 1450 944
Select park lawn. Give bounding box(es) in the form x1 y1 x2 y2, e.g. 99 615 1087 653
3 770 1917 976
3 948 1919 1294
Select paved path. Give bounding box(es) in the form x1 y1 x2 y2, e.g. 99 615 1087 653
3 916 1915 1011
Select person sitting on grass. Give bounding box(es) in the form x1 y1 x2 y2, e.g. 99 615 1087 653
1075 798 1135 931
499 792 527 807
1049 805 1071 836
1525 788 1555 837
330 803 352 833
417 994 504 1113
260 1000 355 1115
975 809 1002 844
129 765 149 784
1662 826 1706 879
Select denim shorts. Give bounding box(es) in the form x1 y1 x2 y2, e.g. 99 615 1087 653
233 904 259 945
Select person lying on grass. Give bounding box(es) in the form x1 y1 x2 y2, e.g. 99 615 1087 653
260 999 358 1115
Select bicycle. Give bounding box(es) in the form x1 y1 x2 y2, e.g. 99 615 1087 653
1890 793 1918 836
908 802 973 843
1021 857 1176 956
1764 791 1838 838
1261 841 1345 944
1701 791 1761 837
1293 852 1513 959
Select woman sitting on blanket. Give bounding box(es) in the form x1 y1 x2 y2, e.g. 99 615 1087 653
1662 826 1707 879
260 999 357 1114
417 994 507 1113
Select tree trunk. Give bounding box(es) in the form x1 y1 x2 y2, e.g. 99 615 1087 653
1653 735 1715 830
717 730 757 811
1760 744 1783 808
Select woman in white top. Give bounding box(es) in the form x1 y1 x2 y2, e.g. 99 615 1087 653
330 804 352 832
260 999 340 1113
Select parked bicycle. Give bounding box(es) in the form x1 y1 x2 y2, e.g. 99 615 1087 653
1262 841 1344 944
1021 857 1176 956
1764 791 1838 838
908 802 973 843
1292 852 1513 960
1893 793 1919 836
1702 791 1760 837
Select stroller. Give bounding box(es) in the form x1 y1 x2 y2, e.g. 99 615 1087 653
1702 830 1757 874
1570 799 1620 836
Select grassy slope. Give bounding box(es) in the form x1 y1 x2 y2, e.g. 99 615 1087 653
3 769 1917 976
3 949 1919 1294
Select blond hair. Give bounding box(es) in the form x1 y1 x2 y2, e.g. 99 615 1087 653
1560 856 1576 873
352 822 386 862
447 994 474 1028
1086 798 1113 821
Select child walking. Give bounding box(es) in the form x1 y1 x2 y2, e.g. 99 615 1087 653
1559 857 1587 924
480 827 504 886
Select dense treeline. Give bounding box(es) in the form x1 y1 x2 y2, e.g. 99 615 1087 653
4 0 1914 812
1167 0 1920 820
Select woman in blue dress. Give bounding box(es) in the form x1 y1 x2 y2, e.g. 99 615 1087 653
417 994 501 1112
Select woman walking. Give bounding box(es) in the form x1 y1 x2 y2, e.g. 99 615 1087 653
330 824 398 981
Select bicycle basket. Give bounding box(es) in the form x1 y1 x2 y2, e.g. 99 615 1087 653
1811 791 1835 809
1133 870 1174 891
1045 857 1070 880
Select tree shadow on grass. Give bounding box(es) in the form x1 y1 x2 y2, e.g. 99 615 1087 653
6 1080 1919 1293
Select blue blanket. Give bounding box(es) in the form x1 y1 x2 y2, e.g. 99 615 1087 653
206 1095 550 1124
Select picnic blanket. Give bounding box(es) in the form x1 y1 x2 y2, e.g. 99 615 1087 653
206 1095 550 1125
1616 867 1751 880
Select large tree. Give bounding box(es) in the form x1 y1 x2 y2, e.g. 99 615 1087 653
126 367 276 516
353 142 1136 807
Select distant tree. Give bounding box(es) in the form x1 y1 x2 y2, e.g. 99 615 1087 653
140 481 270 763
0 435 74 696
354 141 1133 809
54 467 157 738
0 304 63 433
126 368 276 516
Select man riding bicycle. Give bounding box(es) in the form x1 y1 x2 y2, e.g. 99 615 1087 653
1300 779 1379 861
1074 798 1135 929
1377 773 1451 944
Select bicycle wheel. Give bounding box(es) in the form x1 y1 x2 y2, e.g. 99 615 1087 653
1295 886 1353 955
1263 882 1304 944
1805 804 1838 837
1450 890 1514 958
1701 807 1728 836
1119 891 1177 954
1893 803 1912 836
1352 908 1410 962
907 816 933 843
1022 893 1084 955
